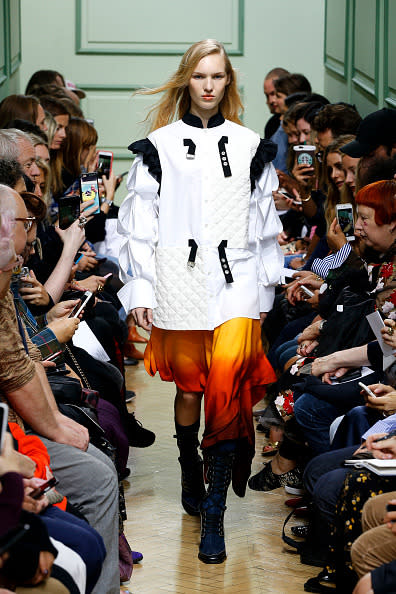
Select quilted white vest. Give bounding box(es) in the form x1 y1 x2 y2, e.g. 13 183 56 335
147 119 261 330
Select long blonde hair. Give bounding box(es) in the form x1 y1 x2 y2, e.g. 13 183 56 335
324 134 356 229
138 39 243 131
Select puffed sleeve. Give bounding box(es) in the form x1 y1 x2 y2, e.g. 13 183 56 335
248 162 283 312
117 145 160 314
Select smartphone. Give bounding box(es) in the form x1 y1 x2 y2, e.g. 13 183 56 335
80 172 100 215
30 477 58 500
300 285 314 298
336 203 355 242
330 368 362 382
358 382 376 398
0 402 8 453
118 171 129 179
70 290 94 318
97 150 113 178
103 272 112 281
58 195 81 230
278 189 295 200
43 350 62 362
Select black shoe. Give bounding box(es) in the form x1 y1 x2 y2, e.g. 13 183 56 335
125 390 136 403
304 569 336 592
124 357 139 366
119 468 131 481
179 457 206 516
127 413 155 448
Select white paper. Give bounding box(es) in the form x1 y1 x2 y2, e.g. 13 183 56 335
366 311 394 356
280 267 297 283
72 321 110 362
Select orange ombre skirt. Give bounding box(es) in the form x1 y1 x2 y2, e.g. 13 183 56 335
144 317 276 496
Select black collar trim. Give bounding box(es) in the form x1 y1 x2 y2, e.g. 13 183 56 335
182 112 225 129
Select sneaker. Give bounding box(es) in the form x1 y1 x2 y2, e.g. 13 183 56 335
284 482 305 496
248 462 303 492
127 413 156 448
125 390 136 403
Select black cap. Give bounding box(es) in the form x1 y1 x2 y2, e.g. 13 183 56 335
341 108 396 157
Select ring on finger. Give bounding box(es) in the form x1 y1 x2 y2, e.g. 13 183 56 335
387 327 394 336
78 216 88 229
97 283 104 292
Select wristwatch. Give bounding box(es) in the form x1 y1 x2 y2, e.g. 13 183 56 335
104 199 113 206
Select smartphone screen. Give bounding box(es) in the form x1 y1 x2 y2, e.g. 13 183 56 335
336 205 355 240
0 403 8 453
58 196 81 230
70 290 94 318
80 173 100 214
97 152 113 178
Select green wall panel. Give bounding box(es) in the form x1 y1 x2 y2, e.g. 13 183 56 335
0 0 7 86
76 0 244 55
384 0 396 108
9 0 20 74
324 0 347 78
0 0 21 99
325 0 393 116
352 0 379 98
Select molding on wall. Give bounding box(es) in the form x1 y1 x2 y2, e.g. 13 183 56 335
383 0 396 108
0 0 21 91
351 0 379 99
324 0 348 79
9 0 21 74
75 0 244 56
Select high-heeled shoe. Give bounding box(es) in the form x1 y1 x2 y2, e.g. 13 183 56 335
127 325 148 343
124 343 145 360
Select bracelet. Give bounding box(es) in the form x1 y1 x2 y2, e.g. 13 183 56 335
301 194 312 203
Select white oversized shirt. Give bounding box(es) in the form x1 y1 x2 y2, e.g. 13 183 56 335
118 115 283 330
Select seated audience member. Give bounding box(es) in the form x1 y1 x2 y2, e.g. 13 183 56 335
304 430 396 592
38 97 70 198
25 70 66 94
263 66 289 139
0 184 120 594
0 95 47 132
271 73 312 172
312 102 362 151
0 129 41 180
341 107 396 172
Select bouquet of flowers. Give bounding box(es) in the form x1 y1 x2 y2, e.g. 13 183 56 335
274 389 294 421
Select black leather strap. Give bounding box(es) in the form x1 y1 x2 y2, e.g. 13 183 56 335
218 240 233 283
187 239 198 268
218 136 231 177
183 139 196 159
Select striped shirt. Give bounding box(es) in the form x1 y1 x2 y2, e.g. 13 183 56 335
311 243 352 280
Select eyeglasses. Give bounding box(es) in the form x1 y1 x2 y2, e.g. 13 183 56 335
15 217 36 231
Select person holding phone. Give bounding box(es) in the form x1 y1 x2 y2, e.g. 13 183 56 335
118 39 283 563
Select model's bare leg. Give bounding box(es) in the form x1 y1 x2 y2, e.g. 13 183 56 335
174 388 205 516
174 388 202 425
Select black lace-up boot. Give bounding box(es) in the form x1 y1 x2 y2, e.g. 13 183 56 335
198 440 236 564
175 420 206 516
